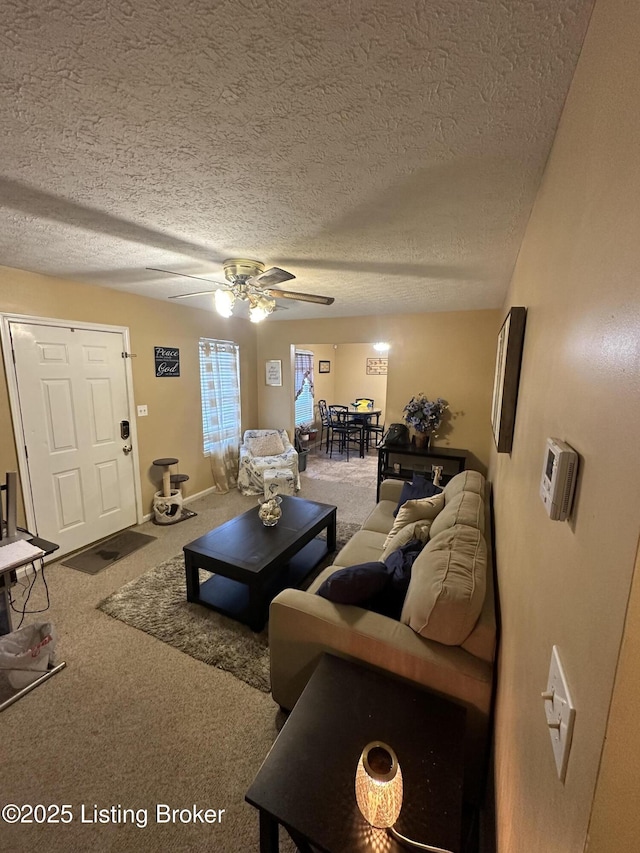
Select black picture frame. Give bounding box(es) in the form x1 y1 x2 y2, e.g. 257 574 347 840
154 346 180 377
318 360 330 373
491 307 527 453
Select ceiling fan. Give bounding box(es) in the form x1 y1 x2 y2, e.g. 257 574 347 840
148 259 335 322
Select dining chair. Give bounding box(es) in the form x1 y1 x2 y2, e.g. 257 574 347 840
364 416 385 450
353 398 384 451
328 405 362 459
317 399 331 452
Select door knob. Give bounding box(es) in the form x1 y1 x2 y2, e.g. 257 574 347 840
122 444 132 455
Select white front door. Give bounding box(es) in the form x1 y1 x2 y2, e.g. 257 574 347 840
7 321 138 557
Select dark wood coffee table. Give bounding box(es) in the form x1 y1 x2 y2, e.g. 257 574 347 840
184 495 337 631
246 655 466 853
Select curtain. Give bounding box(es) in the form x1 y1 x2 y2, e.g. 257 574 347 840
199 339 241 493
294 350 315 425
294 350 314 399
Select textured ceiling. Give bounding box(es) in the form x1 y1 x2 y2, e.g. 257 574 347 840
0 0 593 320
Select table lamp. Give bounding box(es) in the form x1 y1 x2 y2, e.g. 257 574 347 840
355 741 403 828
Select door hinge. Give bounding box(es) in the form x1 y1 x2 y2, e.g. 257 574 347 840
121 352 137 358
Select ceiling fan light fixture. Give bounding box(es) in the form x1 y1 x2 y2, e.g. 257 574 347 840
215 288 235 318
159 257 334 314
249 294 276 323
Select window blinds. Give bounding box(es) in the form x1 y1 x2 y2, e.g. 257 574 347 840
199 339 241 454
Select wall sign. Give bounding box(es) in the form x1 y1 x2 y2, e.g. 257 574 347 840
366 357 388 375
265 359 282 386
155 346 180 377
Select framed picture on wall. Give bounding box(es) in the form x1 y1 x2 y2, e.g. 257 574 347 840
491 307 527 453
318 360 330 373
366 357 388 375
265 359 282 386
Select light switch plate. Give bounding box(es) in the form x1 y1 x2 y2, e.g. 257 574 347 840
543 645 576 782
137 405 148 417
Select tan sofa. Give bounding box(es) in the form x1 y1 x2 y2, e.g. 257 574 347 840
269 470 496 800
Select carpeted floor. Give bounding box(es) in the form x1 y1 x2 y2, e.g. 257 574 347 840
1 447 378 853
97 521 361 692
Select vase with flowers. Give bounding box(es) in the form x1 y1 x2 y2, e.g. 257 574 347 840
402 394 447 448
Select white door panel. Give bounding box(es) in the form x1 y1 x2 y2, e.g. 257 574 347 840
9 322 137 556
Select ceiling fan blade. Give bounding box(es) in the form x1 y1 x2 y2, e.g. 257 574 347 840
167 289 219 300
267 288 335 305
147 267 226 286
253 267 296 287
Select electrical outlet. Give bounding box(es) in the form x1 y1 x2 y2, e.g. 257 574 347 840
542 646 576 782
137 405 148 417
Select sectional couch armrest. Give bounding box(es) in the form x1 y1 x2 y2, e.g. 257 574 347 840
269 588 493 715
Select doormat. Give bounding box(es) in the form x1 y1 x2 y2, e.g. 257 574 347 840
62 531 157 575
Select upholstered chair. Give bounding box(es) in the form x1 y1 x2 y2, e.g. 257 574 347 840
237 429 300 496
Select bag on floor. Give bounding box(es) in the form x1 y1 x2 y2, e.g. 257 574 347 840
0 622 56 689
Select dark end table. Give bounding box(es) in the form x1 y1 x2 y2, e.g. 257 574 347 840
246 655 466 853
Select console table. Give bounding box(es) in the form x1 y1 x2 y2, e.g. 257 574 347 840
377 444 468 500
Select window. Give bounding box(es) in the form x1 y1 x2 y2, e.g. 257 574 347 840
199 339 241 454
294 350 314 426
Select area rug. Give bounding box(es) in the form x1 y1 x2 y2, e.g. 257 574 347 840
97 521 361 693
62 530 157 574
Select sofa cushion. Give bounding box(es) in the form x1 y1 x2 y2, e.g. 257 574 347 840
334 530 388 567
442 470 486 501
401 524 487 645
380 519 432 561
382 492 445 551
429 490 485 540
361 501 398 535
316 562 390 604
246 432 286 456
393 475 443 516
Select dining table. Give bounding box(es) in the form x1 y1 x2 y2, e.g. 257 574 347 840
344 406 382 457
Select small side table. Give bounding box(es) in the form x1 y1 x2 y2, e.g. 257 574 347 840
246 654 466 853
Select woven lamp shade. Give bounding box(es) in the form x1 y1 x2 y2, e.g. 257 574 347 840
355 742 403 828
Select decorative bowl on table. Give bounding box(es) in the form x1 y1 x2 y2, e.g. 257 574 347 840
258 496 282 527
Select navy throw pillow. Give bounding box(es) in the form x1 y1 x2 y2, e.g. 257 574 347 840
316 562 390 605
370 539 426 620
393 474 443 517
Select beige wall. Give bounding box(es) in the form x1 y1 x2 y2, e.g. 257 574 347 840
489 0 640 850
0 267 258 515
333 343 388 422
258 310 500 473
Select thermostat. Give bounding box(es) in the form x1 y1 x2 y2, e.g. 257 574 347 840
540 438 577 521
